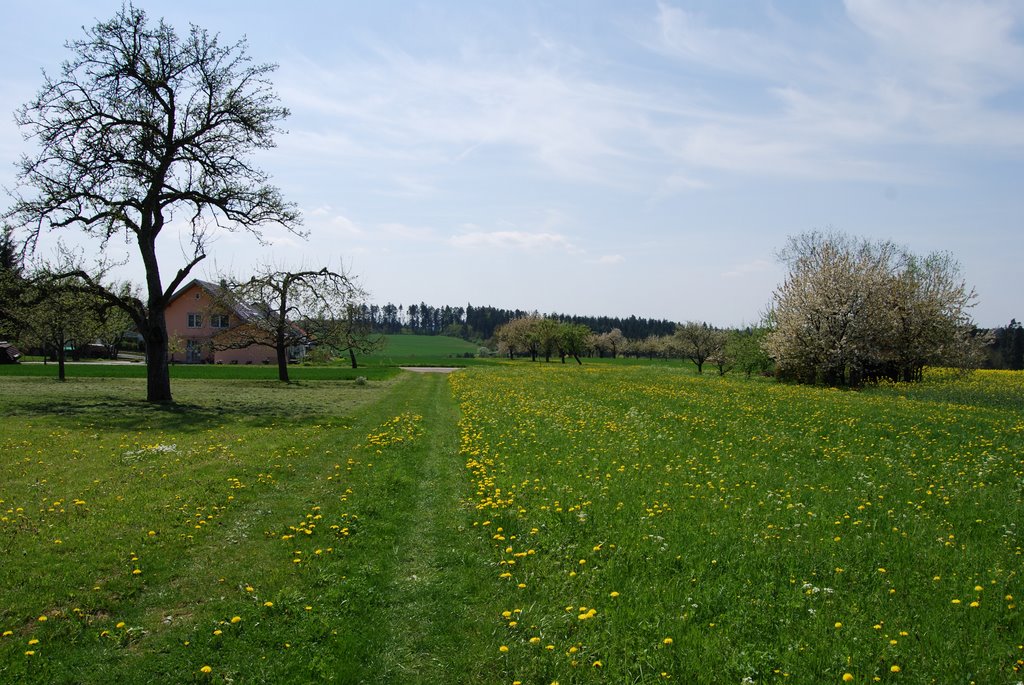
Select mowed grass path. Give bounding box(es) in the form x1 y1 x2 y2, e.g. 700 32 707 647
0 372 494 683
1 366 1022 683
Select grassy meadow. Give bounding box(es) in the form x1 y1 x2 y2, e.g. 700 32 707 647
363 334 482 366
0 363 1021 683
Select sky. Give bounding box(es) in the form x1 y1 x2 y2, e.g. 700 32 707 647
1 1 1022 327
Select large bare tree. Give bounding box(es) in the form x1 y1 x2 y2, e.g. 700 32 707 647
5 5 300 401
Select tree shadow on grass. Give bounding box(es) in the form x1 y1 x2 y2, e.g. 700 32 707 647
1 380 373 433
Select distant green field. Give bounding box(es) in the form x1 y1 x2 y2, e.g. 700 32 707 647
364 334 482 364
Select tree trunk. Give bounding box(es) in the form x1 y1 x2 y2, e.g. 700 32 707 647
276 332 290 383
144 318 173 402
349 348 358 369
57 342 66 382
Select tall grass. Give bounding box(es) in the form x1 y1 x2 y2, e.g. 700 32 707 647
450 366 1023 684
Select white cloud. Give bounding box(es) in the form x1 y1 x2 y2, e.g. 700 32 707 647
592 254 625 265
844 0 1024 97
378 222 438 242
722 259 773 279
449 230 575 252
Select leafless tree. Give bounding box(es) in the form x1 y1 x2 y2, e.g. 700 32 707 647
5 5 300 401
674 321 726 374
215 266 364 382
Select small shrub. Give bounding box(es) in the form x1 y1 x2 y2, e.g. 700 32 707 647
354 376 367 386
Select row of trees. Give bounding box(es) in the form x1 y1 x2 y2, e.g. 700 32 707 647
1 236 135 380
353 301 678 341
494 316 591 363
492 315 774 376
982 319 1024 370
1 246 380 384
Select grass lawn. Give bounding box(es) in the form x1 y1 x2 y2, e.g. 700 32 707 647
363 334 482 366
0 372 494 683
1 365 1021 683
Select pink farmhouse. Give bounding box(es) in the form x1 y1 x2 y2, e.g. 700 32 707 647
164 279 278 364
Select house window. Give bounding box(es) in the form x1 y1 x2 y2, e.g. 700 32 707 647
210 314 230 329
187 312 203 328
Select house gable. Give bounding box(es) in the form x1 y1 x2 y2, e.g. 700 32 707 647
165 280 276 364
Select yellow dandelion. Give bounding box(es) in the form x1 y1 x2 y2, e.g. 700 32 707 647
230 616 241 624
843 674 854 683
663 637 673 645
890 665 901 673
499 645 509 653
200 665 212 674
263 601 273 607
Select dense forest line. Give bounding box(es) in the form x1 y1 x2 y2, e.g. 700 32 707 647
356 302 677 341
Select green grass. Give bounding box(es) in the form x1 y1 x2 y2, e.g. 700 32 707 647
449 365 1024 684
363 334 482 365
1 365 1021 683
0 362 398 381
0 372 493 683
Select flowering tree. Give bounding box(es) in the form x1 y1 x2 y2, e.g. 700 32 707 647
764 231 977 385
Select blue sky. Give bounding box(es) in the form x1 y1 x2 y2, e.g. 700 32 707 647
2 1 1022 327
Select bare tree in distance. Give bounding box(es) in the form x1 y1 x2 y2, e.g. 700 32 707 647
5 4 300 401
674 321 726 374
214 265 366 382
309 302 385 369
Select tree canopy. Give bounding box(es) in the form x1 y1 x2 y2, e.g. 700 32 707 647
764 231 978 386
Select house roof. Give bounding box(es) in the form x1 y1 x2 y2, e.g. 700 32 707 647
168 279 266 323
167 279 311 343
0 341 21 363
